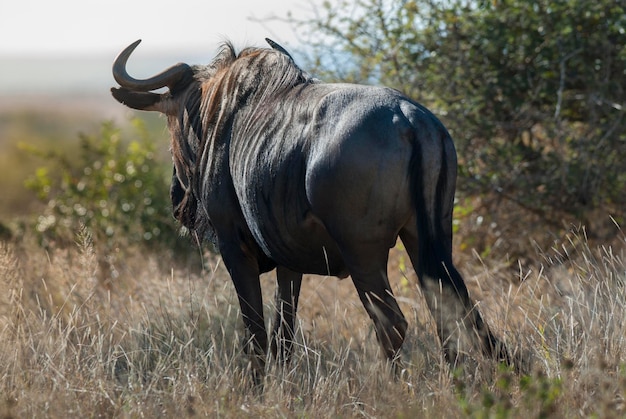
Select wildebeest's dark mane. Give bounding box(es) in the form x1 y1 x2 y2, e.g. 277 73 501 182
195 42 314 137
168 41 314 243
194 41 312 89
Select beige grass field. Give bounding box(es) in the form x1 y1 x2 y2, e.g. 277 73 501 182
1 223 625 417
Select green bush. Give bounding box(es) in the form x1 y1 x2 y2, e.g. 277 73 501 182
25 119 180 250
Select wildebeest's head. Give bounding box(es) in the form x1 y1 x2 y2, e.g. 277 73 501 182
111 39 308 241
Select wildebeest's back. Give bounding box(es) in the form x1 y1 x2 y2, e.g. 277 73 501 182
229 83 442 277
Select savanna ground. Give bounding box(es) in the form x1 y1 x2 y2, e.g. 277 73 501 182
1 106 626 418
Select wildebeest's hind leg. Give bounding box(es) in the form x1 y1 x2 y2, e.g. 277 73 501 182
270 266 303 363
343 244 408 371
399 227 507 366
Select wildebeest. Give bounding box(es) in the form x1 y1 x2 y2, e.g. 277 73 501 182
111 39 508 382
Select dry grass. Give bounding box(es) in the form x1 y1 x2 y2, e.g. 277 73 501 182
1 225 625 418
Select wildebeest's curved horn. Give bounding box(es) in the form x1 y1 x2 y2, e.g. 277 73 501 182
265 38 293 60
113 39 192 92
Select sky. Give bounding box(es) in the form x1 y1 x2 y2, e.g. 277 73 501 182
0 0 313 56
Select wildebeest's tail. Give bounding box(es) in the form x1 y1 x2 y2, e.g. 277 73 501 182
409 128 463 289
408 126 507 363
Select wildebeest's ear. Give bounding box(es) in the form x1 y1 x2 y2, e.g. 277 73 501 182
111 87 164 111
